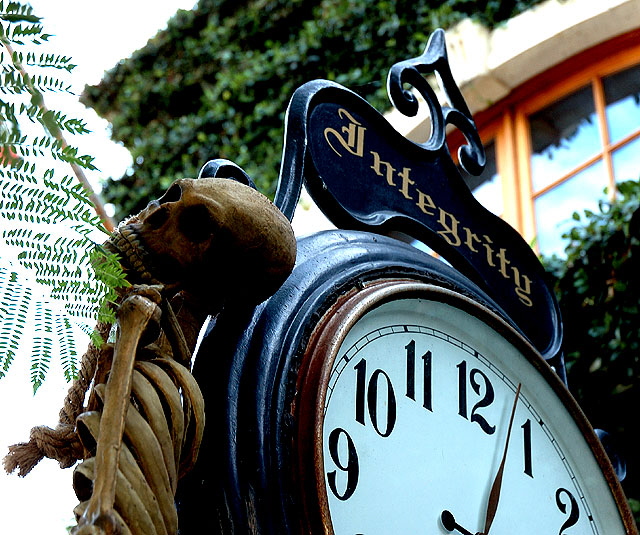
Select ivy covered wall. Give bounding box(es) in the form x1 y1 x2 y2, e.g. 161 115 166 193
82 0 545 221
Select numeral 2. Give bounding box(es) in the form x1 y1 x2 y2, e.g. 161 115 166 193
457 360 496 435
556 487 580 534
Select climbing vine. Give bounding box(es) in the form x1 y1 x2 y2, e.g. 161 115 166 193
82 0 546 222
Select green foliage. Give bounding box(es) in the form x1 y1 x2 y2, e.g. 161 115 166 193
81 0 546 222
0 1 128 389
543 180 640 519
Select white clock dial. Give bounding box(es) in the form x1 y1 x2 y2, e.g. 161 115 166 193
310 282 633 535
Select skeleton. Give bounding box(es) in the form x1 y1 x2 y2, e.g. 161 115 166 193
4 177 296 535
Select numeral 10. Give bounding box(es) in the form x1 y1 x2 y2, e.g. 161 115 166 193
350 339 534 476
353 341 432 436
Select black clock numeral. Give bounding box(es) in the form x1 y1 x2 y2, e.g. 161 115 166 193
405 340 433 411
354 358 397 437
556 487 580 534
522 418 533 477
327 427 359 501
456 360 496 435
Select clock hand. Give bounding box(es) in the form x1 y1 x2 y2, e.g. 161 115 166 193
441 510 474 535
480 383 522 535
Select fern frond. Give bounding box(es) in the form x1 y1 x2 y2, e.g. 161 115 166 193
31 300 53 392
32 52 76 72
0 266 32 380
0 172 104 225
55 312 78 381
1 1 120 386
0 1 39 23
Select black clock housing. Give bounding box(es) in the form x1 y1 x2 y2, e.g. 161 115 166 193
177 229 516 533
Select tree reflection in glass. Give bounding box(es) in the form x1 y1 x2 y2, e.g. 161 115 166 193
529 86 601 193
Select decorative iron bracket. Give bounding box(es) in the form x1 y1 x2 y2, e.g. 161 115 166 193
272 29 562 362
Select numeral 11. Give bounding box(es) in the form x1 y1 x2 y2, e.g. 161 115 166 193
405 340 432 411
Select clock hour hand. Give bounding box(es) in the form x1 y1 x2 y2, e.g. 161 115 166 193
441 510 474 535
480 383 522 534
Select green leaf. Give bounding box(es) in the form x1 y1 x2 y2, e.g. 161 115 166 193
1 1 125 384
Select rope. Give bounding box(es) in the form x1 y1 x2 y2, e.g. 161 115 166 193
3 320 114 477
60 321 113 426
3 423 84 476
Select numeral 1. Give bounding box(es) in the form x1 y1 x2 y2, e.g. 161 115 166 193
405 340 432 411
522 418 533 477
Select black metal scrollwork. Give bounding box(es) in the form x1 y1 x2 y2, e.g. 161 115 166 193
387 28 485 175
198 158 257 189
270 28 562 362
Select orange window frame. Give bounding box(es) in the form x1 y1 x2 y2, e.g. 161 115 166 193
460 29 640 248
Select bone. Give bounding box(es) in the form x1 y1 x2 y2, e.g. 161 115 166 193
151 358 205 477
134 361 185 470
74 408 170 535
93 383 178 535
74 294 159 533
10 175 297 535
130 370 177 493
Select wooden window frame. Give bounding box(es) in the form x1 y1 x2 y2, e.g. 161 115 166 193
460 29 640 249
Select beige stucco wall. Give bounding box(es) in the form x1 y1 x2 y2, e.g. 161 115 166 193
389 0 640 139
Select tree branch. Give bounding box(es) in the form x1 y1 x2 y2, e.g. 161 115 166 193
1 38 116 232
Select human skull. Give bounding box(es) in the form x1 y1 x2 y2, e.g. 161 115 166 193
107 178 296 308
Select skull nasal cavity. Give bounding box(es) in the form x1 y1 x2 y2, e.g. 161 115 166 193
179 205 215 243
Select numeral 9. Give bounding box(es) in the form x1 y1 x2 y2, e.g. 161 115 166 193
327 427 359 501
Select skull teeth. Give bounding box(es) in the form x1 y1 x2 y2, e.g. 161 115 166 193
107 225 158 284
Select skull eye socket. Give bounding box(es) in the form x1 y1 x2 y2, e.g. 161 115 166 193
179 205 215 243
145 205 169 229
157 182 183 204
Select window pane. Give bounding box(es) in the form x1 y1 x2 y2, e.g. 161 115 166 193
529 85 601 192
462 140 502 216
612 135 640 183
535 160 606 256
604 63 640 144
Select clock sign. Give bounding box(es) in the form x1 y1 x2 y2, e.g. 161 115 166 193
175 29 638 535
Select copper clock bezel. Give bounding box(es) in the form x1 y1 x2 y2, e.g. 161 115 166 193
292 279 636 535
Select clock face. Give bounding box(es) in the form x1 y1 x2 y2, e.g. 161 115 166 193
298 281 634 535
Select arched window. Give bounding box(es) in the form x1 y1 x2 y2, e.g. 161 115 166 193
458 30 640 256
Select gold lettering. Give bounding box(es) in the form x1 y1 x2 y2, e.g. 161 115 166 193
496 248 511 279
352 146 536 309
464 228 481 253
415 189 436 216
513 268 533 307
482 235 496 267
324 108 366 157
437 208 461 247
370 151 396 186
398 168 415 200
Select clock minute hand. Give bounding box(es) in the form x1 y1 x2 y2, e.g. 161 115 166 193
480 383 522 535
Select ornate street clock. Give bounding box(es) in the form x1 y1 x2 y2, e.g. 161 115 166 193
176 30 637 534
296 280 631 534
